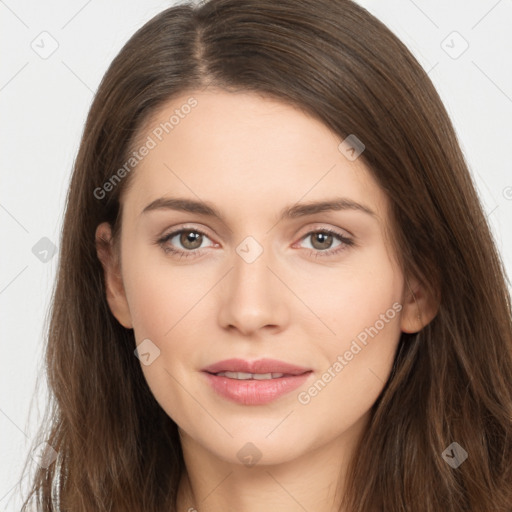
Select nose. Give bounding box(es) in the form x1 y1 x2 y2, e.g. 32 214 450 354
217 244 289 336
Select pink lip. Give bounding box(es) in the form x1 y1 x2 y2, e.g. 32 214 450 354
201 358 312 405
202 358 311 375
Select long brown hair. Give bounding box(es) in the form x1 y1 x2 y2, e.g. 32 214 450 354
17 0 512 510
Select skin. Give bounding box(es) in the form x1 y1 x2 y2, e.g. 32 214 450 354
96 90 437 512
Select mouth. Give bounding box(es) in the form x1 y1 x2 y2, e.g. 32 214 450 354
201 358 313 405
208 371 304 380
201 357 312 376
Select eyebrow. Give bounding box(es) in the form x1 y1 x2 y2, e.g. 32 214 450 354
140 196 376 222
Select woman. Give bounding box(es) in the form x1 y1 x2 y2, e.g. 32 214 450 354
18 0 512 510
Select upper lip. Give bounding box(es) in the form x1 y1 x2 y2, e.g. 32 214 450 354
202 358 312 376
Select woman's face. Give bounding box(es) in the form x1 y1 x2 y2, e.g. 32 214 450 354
97 89 423 468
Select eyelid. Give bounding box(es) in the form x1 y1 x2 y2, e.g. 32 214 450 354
296 222 354 239
293 226 354 252
158 225 217 247
158 223 215 241
157 223 352 244
156 223 355 259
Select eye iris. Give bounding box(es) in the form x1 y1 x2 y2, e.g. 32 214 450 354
311 232 332 250
180 231 202 250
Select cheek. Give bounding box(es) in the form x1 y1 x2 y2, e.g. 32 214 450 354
297 256 404 425
125 262 210 422
302 248 404 345
124 256 214 404
123 245 214 341
296 310 402 442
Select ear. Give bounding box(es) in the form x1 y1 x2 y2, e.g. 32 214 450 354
400 275 439 333
95 222 133 329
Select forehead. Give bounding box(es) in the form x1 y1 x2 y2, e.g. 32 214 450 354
122 89 388 223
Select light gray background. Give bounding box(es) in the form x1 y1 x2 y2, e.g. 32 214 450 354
1 0 511 509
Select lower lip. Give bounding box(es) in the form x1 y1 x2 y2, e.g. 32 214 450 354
203 371 312 405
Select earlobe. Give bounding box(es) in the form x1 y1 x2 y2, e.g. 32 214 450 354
95 222 133 329
400 276 439 334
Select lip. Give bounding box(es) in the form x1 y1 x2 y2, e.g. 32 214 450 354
201 358 313 405
201 358 311 375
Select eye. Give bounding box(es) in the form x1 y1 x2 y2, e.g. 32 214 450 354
156 226 354 260
157 227 216 259
296 228 354 258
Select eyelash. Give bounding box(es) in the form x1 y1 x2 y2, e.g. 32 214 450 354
156 226 354 260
